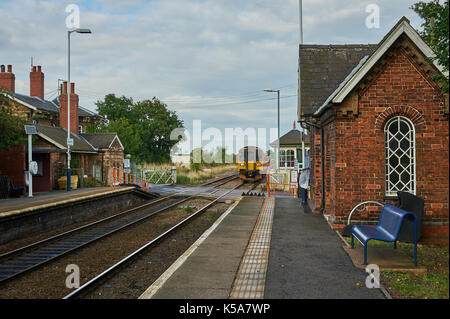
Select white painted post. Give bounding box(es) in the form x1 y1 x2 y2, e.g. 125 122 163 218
28 134 33 197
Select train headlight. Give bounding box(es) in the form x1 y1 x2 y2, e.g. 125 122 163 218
256 163 262 167
239 163 245 167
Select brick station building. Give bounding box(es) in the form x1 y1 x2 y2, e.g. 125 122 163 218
297 17 449 244
0 64 124 192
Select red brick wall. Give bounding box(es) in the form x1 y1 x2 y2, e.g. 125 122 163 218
309 126 323 213
59 82 79 135
0 144 26 188
0 65 15 93
315 45 449 244
30 66 44 99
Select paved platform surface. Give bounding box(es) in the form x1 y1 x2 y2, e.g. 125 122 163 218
0 187 132 215
343 246 426 274
264 198 384 299
140 196 265 299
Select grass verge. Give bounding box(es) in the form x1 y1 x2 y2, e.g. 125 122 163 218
346 237 449 299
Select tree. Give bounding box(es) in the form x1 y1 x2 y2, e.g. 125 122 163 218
411 0 449 92
0 88 26 151
132 98 184 163
92 94 184 163
96 94 134 123
96 118 141 156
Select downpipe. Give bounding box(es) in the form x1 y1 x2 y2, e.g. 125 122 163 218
299 120 325 213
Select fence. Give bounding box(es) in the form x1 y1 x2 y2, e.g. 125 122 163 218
266 167 298 199
112 166 176 191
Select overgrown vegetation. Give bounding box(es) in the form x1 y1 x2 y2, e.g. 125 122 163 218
176 164 236 186
0 88 27 151
348 238 449 299
83 176 106 188
411 0 449 92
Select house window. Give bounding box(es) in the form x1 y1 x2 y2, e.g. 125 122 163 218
78 125 83 134
384 116 416 196
279 149 295 168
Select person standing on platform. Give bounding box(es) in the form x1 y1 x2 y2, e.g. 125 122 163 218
299 168 310 205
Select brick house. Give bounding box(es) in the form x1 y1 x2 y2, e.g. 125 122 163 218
0 64 124 192
297 17 449 244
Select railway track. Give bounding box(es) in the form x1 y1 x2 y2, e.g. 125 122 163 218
63 181 246 299
200 173 239 187
0 173 240 285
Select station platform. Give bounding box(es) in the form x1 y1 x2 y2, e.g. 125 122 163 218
140 196 386 299
0 186 136 218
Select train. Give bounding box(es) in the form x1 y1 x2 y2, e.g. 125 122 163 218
237 146 267 182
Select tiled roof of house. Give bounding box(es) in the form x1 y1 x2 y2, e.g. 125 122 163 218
13 92 59 113
81 133 122 150
35 125 97 153
299 44 377 117
270 129 310 146
51 97 100 118
7 92 99 119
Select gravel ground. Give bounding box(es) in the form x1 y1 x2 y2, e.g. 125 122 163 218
218 178 243 189
82 202 231 299
0 198 220 299
0 198 158 255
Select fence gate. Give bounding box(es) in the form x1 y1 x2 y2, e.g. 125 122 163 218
145 168 176 185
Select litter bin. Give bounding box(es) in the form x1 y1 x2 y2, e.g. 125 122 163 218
396 191 424 243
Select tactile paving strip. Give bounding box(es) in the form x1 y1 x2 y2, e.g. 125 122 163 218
229 197 275 299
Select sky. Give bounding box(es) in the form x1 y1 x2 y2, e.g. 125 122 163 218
0 0 427 153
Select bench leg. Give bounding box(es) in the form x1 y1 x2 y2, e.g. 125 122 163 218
351 234 354 248
394 241 397 249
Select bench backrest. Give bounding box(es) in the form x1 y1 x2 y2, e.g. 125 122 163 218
377 204 416 239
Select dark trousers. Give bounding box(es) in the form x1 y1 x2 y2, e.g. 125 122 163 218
301 187 307 204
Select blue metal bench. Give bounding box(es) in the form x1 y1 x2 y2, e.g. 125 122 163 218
351 203 417 266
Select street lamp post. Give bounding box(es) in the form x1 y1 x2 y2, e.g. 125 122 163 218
66 28 91 191
264 89 280 170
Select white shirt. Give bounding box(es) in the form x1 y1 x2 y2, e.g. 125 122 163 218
299 169 310 189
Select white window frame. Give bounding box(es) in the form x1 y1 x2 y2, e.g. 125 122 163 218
384 116 416 196
279 148 296 169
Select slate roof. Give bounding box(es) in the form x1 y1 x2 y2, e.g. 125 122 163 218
7 92 99 119
35 125 97 153
81 133 122 150
13 93 59 113
51 97 100 118
270 129 310 147
299 44 377 117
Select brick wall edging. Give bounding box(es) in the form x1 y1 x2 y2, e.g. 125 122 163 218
374 104 426 132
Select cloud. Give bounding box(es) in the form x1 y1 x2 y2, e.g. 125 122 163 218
0 0 424 150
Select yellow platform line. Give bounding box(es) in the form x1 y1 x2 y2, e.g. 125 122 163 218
229 197 275 299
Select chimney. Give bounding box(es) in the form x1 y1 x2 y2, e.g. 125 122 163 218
59 81 79 135
30 65 44 99
0 64 15 93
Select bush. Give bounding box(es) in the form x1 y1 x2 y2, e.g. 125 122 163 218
84 177 105 188
176 174 191 185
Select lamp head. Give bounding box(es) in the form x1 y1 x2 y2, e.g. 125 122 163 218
76 28 92 34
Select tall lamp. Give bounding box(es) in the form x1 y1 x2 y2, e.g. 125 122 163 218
66 28 91 191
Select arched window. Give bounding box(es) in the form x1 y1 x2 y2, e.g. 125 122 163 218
384 116 416 196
